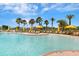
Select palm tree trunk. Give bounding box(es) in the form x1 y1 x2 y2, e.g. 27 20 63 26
41 22 42 26
31 24 33 31
18 23 20 30
46 25 47 32
69 19 71 25
39 22 41 25
23 25 25 32
52 22 53 29
18 23 20 27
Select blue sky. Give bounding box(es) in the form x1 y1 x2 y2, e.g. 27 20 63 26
0 3 79 28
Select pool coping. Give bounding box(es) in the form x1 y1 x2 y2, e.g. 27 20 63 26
43 50 79 56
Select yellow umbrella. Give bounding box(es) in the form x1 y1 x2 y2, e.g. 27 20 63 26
36 26 43 28
58 26 60 32
16 27 19 31
65 25 76 29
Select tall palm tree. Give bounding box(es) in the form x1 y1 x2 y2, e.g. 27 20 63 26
21 20 27 31
36 17 42 25
16 18 22 31
44 20 49 31
16 18 22 27
66 15 74 25
57 19 68 31
51 17 54 28
29 19 35 28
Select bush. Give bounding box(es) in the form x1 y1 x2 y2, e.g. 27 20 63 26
77 26 79 30
2 25 8 30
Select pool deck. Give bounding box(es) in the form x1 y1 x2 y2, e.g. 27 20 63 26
43 50 79 56
21 32 49 36
22 33 79 39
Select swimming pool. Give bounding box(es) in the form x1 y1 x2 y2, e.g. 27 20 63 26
0 32 79 56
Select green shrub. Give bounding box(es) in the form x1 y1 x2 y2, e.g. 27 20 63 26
2 25 8 30
77 26 79 30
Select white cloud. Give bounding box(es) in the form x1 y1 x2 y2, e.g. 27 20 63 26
11 18 16 23
41 3 79 13
0 3 79 16
0 3 38 16
56 4 79 12
41 3 63 12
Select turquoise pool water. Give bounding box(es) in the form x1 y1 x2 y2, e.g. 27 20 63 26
0 32 79 56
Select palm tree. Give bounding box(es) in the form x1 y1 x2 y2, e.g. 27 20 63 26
51 17 54 28
44 20 49 31
16 18 22 27
57 19 68 31
29 19 35 29
21 20 27 31
66 15 74 25
36 17 42 25
16 18 22 31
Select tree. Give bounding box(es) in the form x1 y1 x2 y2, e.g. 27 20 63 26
57 19 68 31
21 20 27 31
21 20 27 27
29 19 35 28
16 18 22 31
44 20 49 31
51 17 54 28
66 15 74 25
36 17 42 25
16 18 22 27
2 25 8 30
